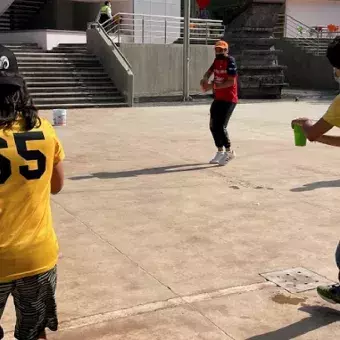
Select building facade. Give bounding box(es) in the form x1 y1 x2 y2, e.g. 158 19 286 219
0 0 181 32
285 0 340 27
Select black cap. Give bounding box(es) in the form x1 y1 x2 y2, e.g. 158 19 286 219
327 37 340 69
0 44 24 88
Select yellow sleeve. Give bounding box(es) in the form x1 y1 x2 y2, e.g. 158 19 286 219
54 136 65 165
323 95 340 127
40 118 65 164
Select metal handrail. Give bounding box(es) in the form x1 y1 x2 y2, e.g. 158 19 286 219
97 22 132 70
88 21 134 105
98 12 225 45
104 12 223 23
284 15 322 55
89 21 132 70
285 15 315 32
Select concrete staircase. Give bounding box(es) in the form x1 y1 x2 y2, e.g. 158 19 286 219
223 0 287 98
0 0 48 31
285 38 333 56
225 28 287 98
273 13 284 38
5 43 127 109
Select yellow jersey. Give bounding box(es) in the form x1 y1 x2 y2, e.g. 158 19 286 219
0 117 65 282
323 94 340 127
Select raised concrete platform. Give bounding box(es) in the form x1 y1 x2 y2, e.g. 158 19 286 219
0 30 86 50
2 100 340 339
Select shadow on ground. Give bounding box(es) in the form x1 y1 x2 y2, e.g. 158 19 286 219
69 163 218 180
291 179 340 192
246 305 340 340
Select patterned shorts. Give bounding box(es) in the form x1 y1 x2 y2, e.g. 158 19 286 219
0 266 58 340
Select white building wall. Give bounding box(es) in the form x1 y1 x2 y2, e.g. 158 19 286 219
111 0 133 14
134 0 180 17
286 0 340 27
133 0 181 43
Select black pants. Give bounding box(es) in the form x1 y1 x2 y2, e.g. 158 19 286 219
210 100 236 149
99 14 110 25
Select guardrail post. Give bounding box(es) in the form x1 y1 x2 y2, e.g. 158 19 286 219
284 15 287 38
183 0 191 101
205 22 208 45
142 16 145 43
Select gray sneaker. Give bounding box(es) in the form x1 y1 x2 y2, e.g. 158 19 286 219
218 150 236 166
209 151 224 164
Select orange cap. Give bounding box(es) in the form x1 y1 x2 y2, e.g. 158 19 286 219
215 40 229 49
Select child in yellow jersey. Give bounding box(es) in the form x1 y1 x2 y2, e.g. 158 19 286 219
292 37 340 304
0 45 64 340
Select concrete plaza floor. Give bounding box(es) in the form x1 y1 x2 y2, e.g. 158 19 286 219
3 99 340 339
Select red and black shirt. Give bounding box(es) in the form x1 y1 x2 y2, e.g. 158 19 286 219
209 55 238 103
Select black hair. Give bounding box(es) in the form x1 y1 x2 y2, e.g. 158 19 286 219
104 1 109 5
0 77 40 131
327 36 340 69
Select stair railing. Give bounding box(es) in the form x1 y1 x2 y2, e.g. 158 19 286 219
87 21 134 106
99 12 224 45
284 15 323 55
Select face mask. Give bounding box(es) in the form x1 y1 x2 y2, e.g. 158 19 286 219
215 54 225 60
334 69 340 84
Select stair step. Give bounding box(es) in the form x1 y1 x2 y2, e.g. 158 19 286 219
17 58 98 63
53 46 88 49
13 0 45 4
28 86 118 92
8 4 42 10
21 71 108 76
8 49 43 53
27 80 115 87
19 66 105 71
239 65 286 70
6 43 41 47
52 49 89 53
239 74 285 81
1 12 36 17
36 102 128 109
15 52 95 57
236 49 282 55
34 96 124 103
12 0 45 7
25 77 111 82
261 82 289 88
231 27 274 32
31 91 119 97
57 44 88 48
239 83 288 89
16 58 99 63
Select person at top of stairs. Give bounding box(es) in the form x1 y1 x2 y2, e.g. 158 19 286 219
99 1 112 25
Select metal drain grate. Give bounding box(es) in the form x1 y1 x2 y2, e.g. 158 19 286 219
260 267 335 293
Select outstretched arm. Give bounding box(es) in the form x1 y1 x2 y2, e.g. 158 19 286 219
302 118 333 141
316 135 340 147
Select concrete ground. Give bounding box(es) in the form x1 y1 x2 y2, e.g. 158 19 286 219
3 99 340 339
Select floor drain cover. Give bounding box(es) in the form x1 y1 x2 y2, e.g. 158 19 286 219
260 267 335 293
